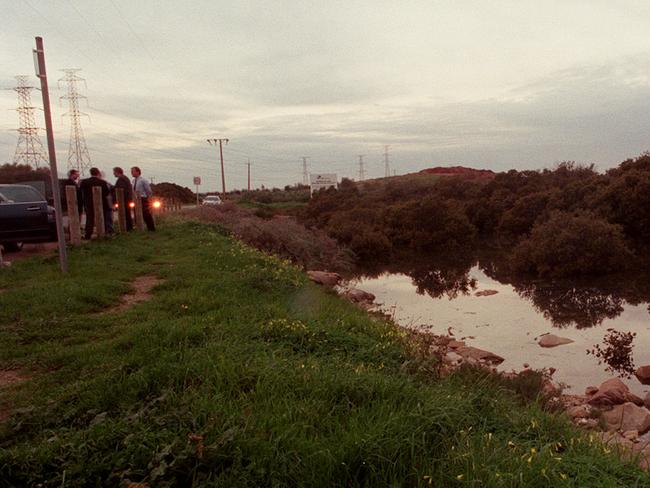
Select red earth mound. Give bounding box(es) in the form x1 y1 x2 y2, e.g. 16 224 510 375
419 166 496 179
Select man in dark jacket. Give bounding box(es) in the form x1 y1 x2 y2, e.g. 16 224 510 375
80 167 111 239
113 166 134 231
60 169 84 217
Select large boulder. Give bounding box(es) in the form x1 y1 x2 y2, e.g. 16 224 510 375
343 288 376 304
628 393 645 407
602 402 650 434
566 404 591 419
645 392 650 410
475 289 498 297
455 346 504 365
538 334 574 348
588 378 632 407
307 271 341 287
635 365 650 385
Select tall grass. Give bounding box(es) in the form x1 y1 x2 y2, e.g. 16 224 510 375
0 220 647 486
186 204 354 271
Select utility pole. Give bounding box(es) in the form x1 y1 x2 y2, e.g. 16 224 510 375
59 69 91 175
247 159 251 191
34 36 68 273
10 75 49 167
207 138 228 197
384 145 390 178
301 157 309 186
357 155 365 181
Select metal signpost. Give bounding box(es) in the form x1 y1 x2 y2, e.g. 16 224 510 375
34 36 68 273
193 176 201 206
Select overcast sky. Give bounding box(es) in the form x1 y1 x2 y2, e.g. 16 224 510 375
2 0 650 190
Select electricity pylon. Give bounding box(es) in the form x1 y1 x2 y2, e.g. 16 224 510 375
59 69 91 175
11 75 48 167
302 156 309 185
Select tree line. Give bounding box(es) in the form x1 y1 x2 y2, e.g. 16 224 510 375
300 154 650 278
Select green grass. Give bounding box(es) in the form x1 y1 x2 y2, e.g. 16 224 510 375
0 220 647 487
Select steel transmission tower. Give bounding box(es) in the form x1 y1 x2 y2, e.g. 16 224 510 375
301 157 309 185
358 155 365 181
59 69 91 175
11 76 49 167
383 145 391 177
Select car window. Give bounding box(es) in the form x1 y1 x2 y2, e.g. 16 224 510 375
0 186 45 203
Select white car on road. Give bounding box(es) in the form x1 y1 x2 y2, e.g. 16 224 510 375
202 195 222 206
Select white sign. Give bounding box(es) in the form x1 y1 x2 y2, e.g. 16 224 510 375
33 50 41 77
309 173 337 195
193 176 201 186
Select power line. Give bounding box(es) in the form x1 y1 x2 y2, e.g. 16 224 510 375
22 0 96 65
108 0 157 62
65 0 111 48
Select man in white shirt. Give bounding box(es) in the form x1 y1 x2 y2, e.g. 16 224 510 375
130 166 156 231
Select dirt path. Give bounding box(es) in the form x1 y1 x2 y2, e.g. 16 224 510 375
103 275 164 314
1 242 59 263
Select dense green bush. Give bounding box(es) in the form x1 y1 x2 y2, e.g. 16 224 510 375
511 211 634 278
301 155 650 277
387 197 476 253
152 182 196 204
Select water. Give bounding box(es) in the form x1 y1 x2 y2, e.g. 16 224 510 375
351 260 650 396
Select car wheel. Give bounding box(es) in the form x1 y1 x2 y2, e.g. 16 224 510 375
1 242 23 253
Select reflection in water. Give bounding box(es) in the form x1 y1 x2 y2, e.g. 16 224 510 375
513 284 624 329
407 262 477 299
481 255 650 329
587 329 637 378
355 255 477 300
355 254 650 329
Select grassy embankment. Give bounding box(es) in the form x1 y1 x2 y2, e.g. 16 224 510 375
0 220 648 486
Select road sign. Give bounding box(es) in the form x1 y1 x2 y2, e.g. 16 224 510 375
309 173 337 196
193 177 201 206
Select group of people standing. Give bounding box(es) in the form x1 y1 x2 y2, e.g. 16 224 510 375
62 166 156 239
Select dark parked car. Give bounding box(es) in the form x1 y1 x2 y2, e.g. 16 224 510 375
0 184 57 252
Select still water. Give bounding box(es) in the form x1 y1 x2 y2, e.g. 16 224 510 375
351 261 650 396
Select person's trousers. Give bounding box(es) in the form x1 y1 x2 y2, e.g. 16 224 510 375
104 209 114 234
140 197 156 231
125 205 134 231
83 204 95 239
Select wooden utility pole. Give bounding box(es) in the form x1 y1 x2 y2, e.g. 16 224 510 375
134 195 145 231
34 36 68 272
92 186 105 238
207 138 228 198
247 159 251 191
115 188 127 233
65 185 82 245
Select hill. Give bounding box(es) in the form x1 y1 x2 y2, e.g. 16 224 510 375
418 165 496 179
